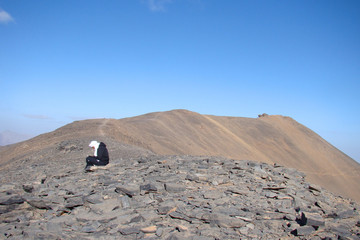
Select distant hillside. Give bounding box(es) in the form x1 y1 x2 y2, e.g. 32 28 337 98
0 109 359 202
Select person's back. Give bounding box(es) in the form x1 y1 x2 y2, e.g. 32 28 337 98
85 140 110 171
97 142 109 164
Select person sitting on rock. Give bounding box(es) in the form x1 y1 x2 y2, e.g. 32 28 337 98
85 140 109 171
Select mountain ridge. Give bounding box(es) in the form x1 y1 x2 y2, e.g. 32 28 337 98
0 109 359 202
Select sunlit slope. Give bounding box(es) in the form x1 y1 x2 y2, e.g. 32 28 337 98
1 109 359 202
111 110 360 201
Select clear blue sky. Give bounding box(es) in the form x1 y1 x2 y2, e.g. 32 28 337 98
1 0 359 161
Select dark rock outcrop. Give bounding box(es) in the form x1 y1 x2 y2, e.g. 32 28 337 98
0 154 359 239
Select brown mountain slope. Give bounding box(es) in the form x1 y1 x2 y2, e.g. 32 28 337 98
1 109 359 202
110 110 360 201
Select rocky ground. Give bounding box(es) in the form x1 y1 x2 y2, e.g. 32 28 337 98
0 140 359 239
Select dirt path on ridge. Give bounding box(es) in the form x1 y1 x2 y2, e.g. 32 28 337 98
99 119 110 136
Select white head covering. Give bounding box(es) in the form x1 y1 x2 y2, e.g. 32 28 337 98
89 140 100 156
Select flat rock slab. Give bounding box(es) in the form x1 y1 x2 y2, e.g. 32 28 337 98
65 196 84 208
0 195 25 205
292 226 316 236
26 198 52 210
299 211 325 227
164 183 186 193
115 185 139 197
118 227 140 235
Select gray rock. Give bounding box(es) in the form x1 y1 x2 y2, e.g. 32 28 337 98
329 224 353 239
129 214 145 223
292 225 315 236
185 174 200 182
0 195 25 205
201 213 246 228
26 198 52 210
0 205 16 214
203 191 223 200
65 196 84 208
115 185 139 197
85 195 103 204
98 216 117 223
164 183 186 193
22 184 34 193
140 183 158 193
264 192 278 198
118 227 140 235
120 195 131 209
0 184 16 192
46 222 62 232
169 211 192 223
337 209 358 219
158 205 175 215
81 226 97 233
299 212 325 227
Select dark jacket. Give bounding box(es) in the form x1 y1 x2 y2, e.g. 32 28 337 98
96 142 109 164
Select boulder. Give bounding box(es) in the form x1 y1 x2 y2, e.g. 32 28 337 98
0 195 25 205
